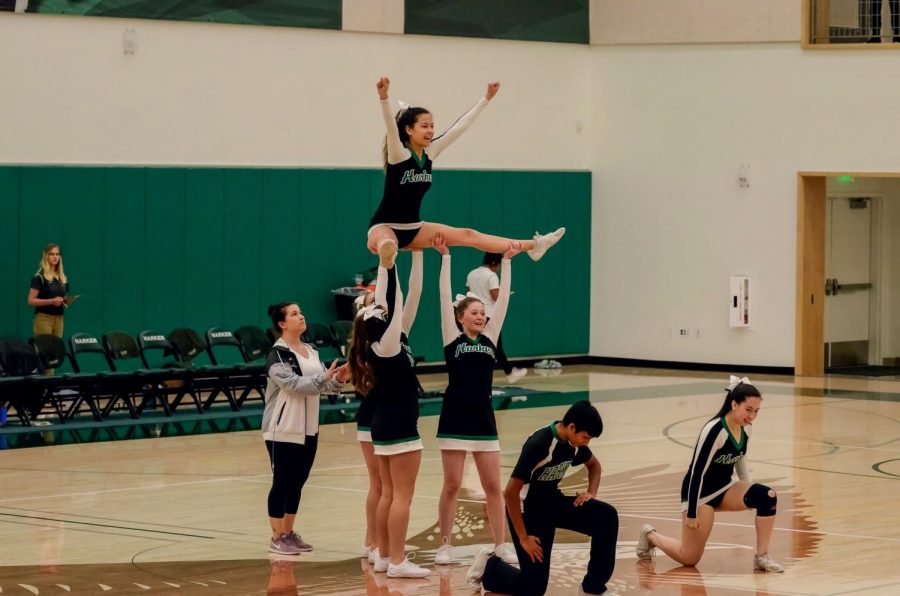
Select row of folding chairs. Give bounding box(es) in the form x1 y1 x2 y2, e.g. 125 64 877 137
0 321 363 427
0 325 276 426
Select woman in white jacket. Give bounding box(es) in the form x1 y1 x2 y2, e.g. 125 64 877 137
262 302 350 556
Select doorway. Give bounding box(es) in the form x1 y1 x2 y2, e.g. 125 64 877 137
797 173 899 376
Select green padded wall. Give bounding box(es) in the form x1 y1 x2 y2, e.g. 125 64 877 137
0 166 590 363
27 1 343 30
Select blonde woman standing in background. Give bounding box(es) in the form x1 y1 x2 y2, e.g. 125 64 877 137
27 244 70 345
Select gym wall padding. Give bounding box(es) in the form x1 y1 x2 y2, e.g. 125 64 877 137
0 166 590 363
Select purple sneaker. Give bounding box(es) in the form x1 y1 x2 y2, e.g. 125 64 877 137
285 531 313 552
269 533 302 555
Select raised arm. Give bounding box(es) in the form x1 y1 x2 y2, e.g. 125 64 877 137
402 251 423 336
377 76 408 165
432 235 459 345
427 82 499 160
483 241 520 344
439 256 460 346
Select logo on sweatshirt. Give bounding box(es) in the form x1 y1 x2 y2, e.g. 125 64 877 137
537 461 572 482
400 170 432 185
713 453 744 465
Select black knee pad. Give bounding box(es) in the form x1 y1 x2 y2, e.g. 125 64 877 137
743 483 777 517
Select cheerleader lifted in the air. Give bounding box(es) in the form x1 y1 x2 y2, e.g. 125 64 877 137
367 77 565 267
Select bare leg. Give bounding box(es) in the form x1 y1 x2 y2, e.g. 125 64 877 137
283 513 296 535
756 515 776 555
715 481 776 555
472 451 506 547
367 225 399 254
387 450 423 565
647 506 715 566
376 455 393 559
408 222 536 253
361 441 382 549
439 450 467 544
269 517 284 540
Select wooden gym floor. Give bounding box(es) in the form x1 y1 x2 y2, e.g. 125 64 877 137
1 365 898 595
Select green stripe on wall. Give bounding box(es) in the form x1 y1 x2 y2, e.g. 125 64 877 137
30 0 342 30
405 0 589 45
0 166 590 363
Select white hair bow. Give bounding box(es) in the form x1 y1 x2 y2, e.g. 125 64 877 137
727 375 751 391
357 304 386 322
398 100 410 115
452 292 481 307
354 294 366 308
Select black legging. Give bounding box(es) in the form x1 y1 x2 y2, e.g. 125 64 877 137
265 435 318 518
482 495 618 595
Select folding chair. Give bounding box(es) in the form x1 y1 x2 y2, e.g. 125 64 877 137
138 330 200 414
0 341 42 426
69 332 137 420
234 325 272 363
331 320 353 357
233 325 271 406
0 337 42 376
137 330 178 369
205 327 244 366
103 331 170 416
302 323 340 364
29 334 77 422
206 327 261 410
169 327 238 412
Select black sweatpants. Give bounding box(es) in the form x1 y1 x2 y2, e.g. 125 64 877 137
482 495 618 595
265 435 318 518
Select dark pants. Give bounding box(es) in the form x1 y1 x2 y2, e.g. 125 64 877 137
496 332 512 374
265 435 318 518
482 495 618 595
870 0 900 38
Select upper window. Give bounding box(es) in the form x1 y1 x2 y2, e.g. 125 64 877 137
806 0 900 46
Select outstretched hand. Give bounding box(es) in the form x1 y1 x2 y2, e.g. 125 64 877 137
485 82 500 101
503 240 522 259
324 360 339 381
431 233 449 256
334 363 351 383
376 77 390 100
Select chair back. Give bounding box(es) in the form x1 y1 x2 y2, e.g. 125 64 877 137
0 336 43 376
30 334 68 371
331 320 353 356
301 323 339 362
137 330 176 368
168 328 210 366
205 327 244 365
69 332 111 373
234 325 272 362
103 331 143 372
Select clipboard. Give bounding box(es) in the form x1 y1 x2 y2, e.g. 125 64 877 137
64 294 82 307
